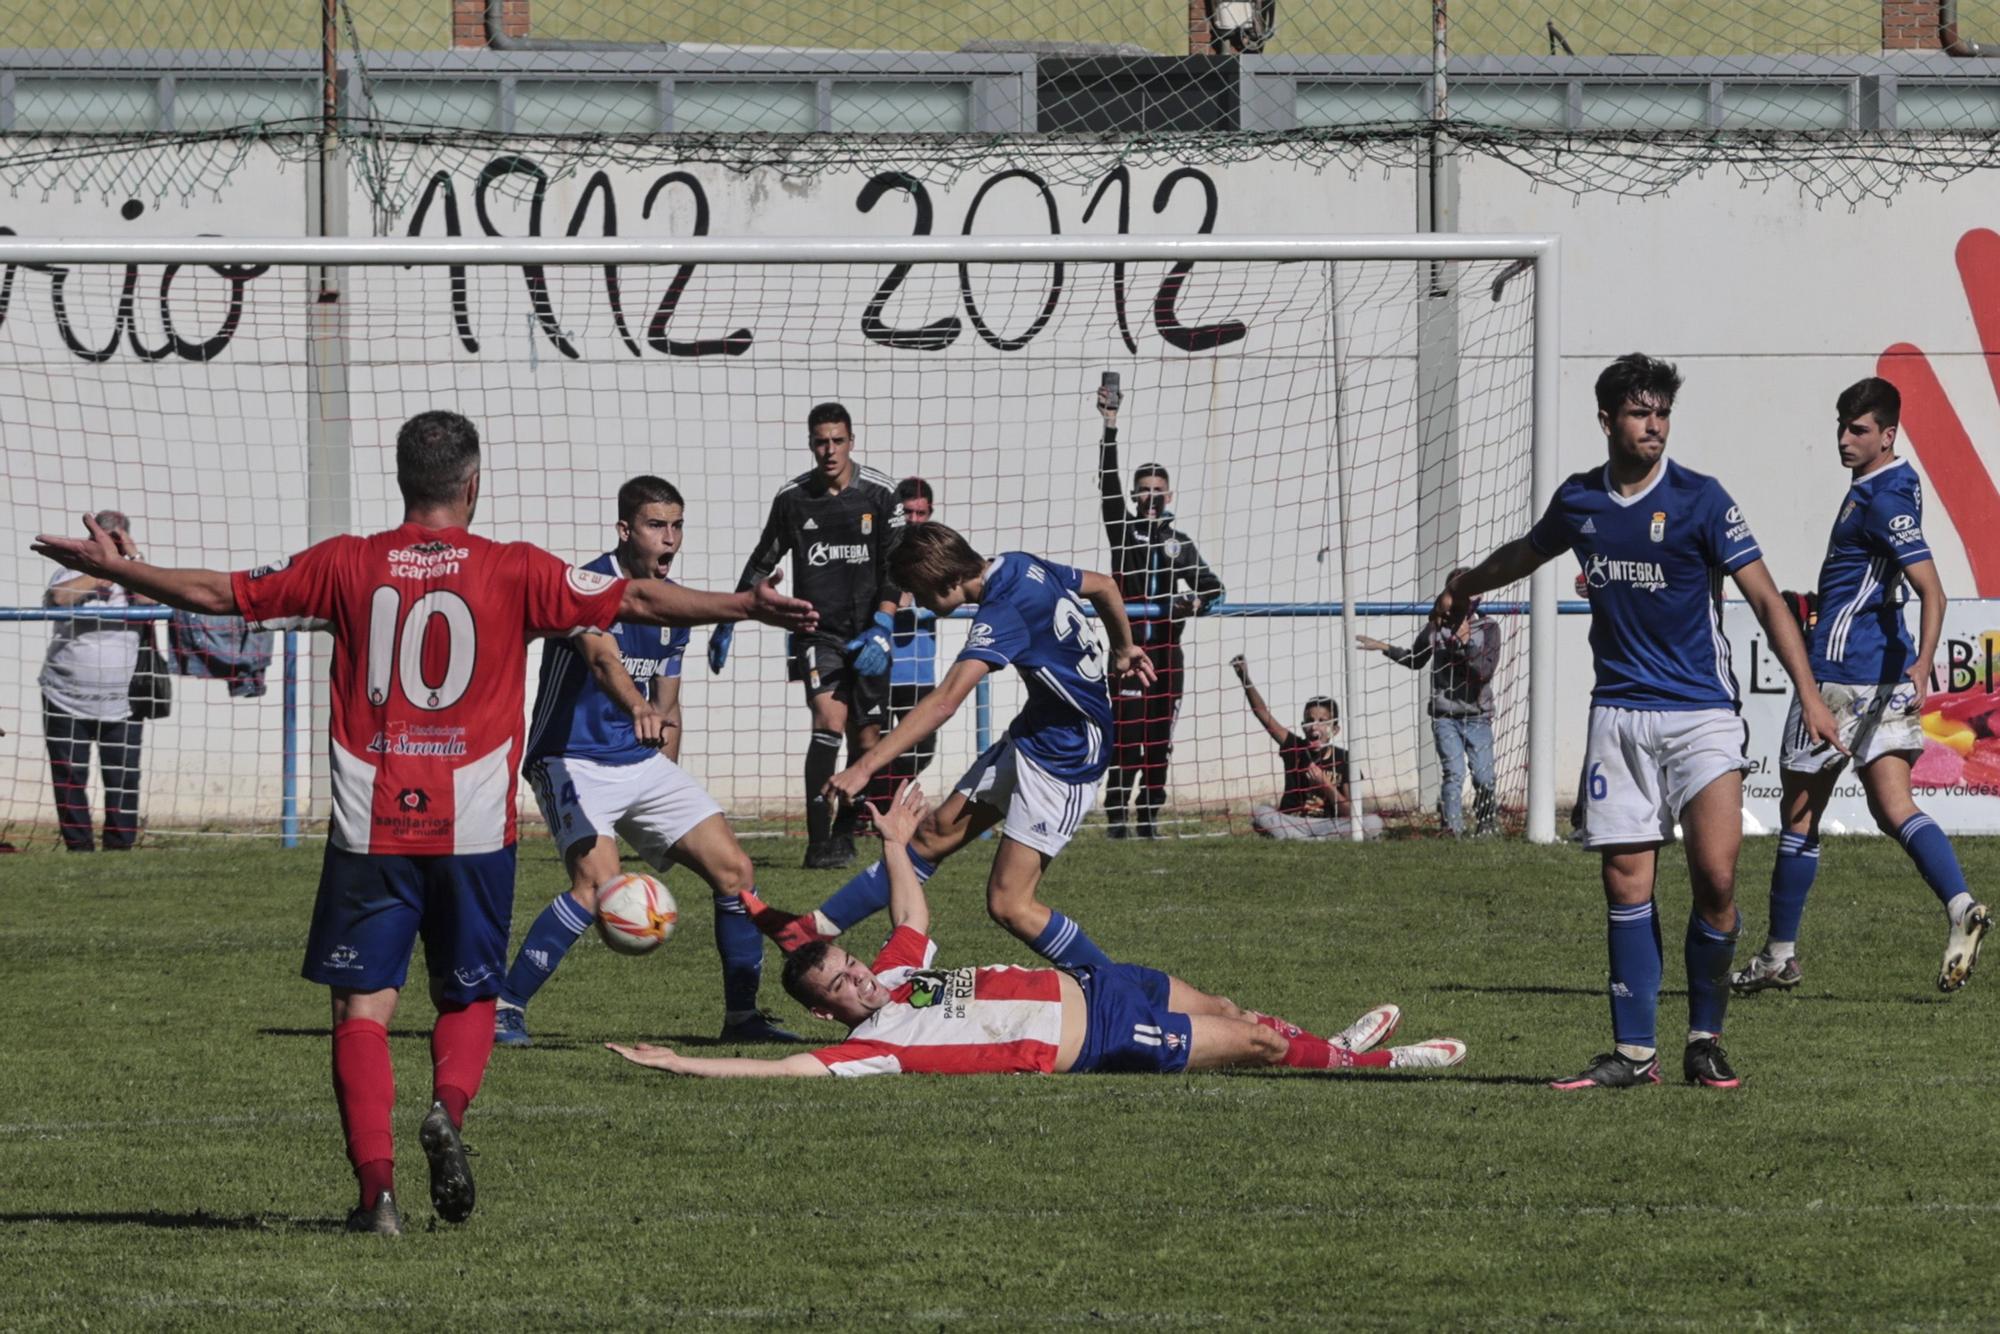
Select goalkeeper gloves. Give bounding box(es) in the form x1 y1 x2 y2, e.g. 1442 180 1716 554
707 623 734 674
846 611 895 677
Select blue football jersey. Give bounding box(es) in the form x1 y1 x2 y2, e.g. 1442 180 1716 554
1811 458 1933 685
958 553 1114 782
1528 460 1761 710
523 552 688 767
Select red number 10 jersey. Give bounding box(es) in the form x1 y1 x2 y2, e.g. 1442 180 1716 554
232 522 629 855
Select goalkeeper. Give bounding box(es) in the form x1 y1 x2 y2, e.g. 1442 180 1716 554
706 402 904 870
1094 378 1225 839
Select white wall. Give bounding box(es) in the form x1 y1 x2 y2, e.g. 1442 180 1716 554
3 144 1996 837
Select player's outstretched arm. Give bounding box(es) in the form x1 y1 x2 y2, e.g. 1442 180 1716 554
606 1043 830 1078
826 659 989 806
873 781 932 936
1902 558 1946 711
1230 656 1290 744
575 628 666 749
1733 558 1845 752
1079 570 1157 687
620 572 818 634
33 514 236 614
1435 538 1545 626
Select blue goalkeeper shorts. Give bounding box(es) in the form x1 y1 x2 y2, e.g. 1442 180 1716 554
301 844 515 1002
1067 962 1193 1074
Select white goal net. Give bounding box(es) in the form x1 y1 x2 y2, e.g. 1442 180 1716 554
0 235 1556 848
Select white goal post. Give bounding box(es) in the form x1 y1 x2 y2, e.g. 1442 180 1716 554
0 232 1560 845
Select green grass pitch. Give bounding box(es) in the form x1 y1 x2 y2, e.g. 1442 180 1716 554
1 831 1992 1328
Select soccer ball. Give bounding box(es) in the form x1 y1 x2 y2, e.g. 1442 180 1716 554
596 873 678 956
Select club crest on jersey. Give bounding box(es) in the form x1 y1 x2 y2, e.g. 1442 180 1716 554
1164 538 1183 560
861 512 874 535
1840 498 1859 524
1649 511 1667 543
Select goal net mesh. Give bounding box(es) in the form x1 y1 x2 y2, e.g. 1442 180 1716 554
0 246 1535 846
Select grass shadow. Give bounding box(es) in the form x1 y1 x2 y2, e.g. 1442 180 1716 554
0 1209 343 1233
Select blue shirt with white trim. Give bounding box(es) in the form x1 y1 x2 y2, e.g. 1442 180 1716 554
1528 459 1760 710
523 552 688 767
1810 458 1933 686
957 553 1114 783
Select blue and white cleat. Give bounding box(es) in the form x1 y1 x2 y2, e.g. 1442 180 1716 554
493 1004 532 1048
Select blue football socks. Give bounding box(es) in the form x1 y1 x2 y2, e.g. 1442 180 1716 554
500 890 594 1009
1767 831 1821 950
1606 900 1663 1052
713 891 766 1015
1896 813 1973 918
1027 910 1114 972
1685 908 1740 1039
818 850 937 933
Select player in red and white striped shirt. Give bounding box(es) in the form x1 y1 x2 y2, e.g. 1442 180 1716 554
608 783 1468 1080
34 410 818 1235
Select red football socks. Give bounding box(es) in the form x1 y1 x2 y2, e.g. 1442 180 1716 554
332 1018 395 1206
431 998 496 1129
1249 1010 1314 1041
1283 1033 1394 1070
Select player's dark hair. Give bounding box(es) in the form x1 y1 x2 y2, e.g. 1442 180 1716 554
396 410 481 508
896 476 934 506
1134 463 1171 488
891 522 987 599
1836 376 1901 432
617 474 685 523
1303 695 1338 723
807 401 853 433
1593 353 1683 417
781 940 837 1010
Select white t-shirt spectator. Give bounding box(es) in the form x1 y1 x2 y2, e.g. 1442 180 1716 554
40 566 138 720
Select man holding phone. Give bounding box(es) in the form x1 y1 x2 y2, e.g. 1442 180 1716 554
1094 374 1226 840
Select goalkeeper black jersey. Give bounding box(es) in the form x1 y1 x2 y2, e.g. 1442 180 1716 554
735 464 903 640
1099 432 1225 649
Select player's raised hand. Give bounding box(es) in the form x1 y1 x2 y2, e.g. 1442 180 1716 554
1229 654 1251 683
868 780 928 847
31 512 123 579
606 1041 686 1072
1111 645 1157 688
1354 634 1390 652
747 571 818 633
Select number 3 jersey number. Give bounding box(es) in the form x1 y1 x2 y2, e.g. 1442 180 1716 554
366 585 478 711
1052 591 1106 681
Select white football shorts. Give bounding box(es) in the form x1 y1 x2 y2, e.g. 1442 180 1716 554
526 752 723 868
1780 680 1923 776
1579 705 1751 848
952 738 1094 858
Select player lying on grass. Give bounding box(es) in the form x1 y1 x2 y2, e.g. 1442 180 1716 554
608 783 1466 1078
736 521 1156 974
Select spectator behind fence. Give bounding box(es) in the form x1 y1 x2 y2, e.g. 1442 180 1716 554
40 509 150 851
1356 571 1503 836
1232 655 1382 841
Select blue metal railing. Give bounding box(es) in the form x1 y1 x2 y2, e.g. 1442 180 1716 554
7 596 1594 844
